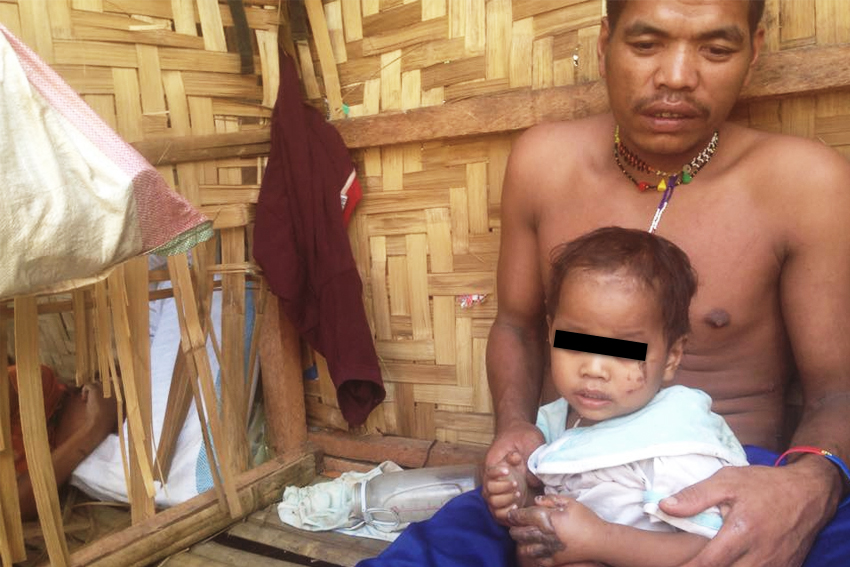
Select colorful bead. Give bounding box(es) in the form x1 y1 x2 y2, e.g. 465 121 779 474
613 126 719 233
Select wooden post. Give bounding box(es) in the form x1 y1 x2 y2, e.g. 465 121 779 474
220 227 250 473
259 295 307 456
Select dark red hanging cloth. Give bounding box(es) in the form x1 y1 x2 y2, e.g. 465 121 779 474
253 51 384 427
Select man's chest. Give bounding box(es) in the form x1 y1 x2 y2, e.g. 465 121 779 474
536 194 783 339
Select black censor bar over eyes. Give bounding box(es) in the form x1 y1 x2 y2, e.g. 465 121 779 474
553 330 647 361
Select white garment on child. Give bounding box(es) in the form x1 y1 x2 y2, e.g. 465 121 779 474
528 385 748 539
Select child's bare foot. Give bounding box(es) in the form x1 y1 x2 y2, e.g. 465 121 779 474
54 383 118 447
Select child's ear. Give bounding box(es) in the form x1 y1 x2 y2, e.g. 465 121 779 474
662 336 687 383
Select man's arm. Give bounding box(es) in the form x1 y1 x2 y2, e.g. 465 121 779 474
661 138 850 566
484 128 551 521
18 384 116 520
487 129 549 435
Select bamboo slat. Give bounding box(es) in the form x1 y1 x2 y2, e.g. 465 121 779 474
106 268 157 504
305 0 345 119
71 290 91 387
14 296 69 566
0 310 25 564
123 257 157 522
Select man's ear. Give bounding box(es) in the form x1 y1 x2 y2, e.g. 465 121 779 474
742 26 765 87
597 16 611 79
662 336 687 383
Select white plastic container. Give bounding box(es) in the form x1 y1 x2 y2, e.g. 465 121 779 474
351 464 480 531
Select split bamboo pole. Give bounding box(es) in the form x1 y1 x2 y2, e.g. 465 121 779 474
0 308 25 565
14 295 69 566
167 253 243 518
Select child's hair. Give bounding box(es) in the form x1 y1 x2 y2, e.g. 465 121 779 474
547 227 698 348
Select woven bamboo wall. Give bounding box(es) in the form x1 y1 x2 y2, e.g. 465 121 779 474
0 0 282 379
299 0 850 445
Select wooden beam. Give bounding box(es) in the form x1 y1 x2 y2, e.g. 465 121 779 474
333 43 850 148
742 43 850 101
131 129 270 166
308 429 487 469
68 451 318 567
130 43 850 160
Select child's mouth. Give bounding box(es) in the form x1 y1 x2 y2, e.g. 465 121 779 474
576 390 612 407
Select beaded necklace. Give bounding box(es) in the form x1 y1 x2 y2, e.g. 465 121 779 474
613 125 719 233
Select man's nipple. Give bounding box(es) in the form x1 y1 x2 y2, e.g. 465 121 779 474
703 308 731 329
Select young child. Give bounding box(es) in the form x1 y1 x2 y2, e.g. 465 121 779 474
484 226 748 567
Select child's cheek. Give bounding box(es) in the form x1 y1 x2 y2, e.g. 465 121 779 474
623 360 648 393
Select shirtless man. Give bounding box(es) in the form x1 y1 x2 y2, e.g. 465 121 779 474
358 2 850 566
485 1 850 566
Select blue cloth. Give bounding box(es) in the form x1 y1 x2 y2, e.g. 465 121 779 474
356 446 850 567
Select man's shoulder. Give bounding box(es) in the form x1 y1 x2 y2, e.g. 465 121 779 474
728 123 846 173
516 114 608 149
507 114 610 181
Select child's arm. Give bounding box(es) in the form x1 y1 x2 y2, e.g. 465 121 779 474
509 495 708 567
484 450 540 523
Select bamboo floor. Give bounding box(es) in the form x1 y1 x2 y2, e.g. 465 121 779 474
16 486 389 567
159 505 390 567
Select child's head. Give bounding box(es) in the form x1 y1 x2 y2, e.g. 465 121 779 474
546 227 698 424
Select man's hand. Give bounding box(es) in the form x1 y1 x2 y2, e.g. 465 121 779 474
659 462 838 566
484 451 530 522
508 495 605 567
483 422 545 523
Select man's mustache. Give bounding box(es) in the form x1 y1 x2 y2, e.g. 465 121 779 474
633 94 711 118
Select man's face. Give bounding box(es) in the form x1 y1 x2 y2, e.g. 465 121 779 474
548 270 682 426
598 0 764 161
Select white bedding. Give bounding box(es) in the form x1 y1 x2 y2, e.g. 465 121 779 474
70 283 258 507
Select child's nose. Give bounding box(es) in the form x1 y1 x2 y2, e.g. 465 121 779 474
579 353 612 381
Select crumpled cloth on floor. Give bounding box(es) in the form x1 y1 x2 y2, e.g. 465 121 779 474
278 461 403 542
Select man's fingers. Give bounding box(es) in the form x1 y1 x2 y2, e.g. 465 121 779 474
508 505 557 532
535 494 572 508
659 474 730 518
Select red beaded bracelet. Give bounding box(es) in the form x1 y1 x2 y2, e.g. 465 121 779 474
774 446 850 508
